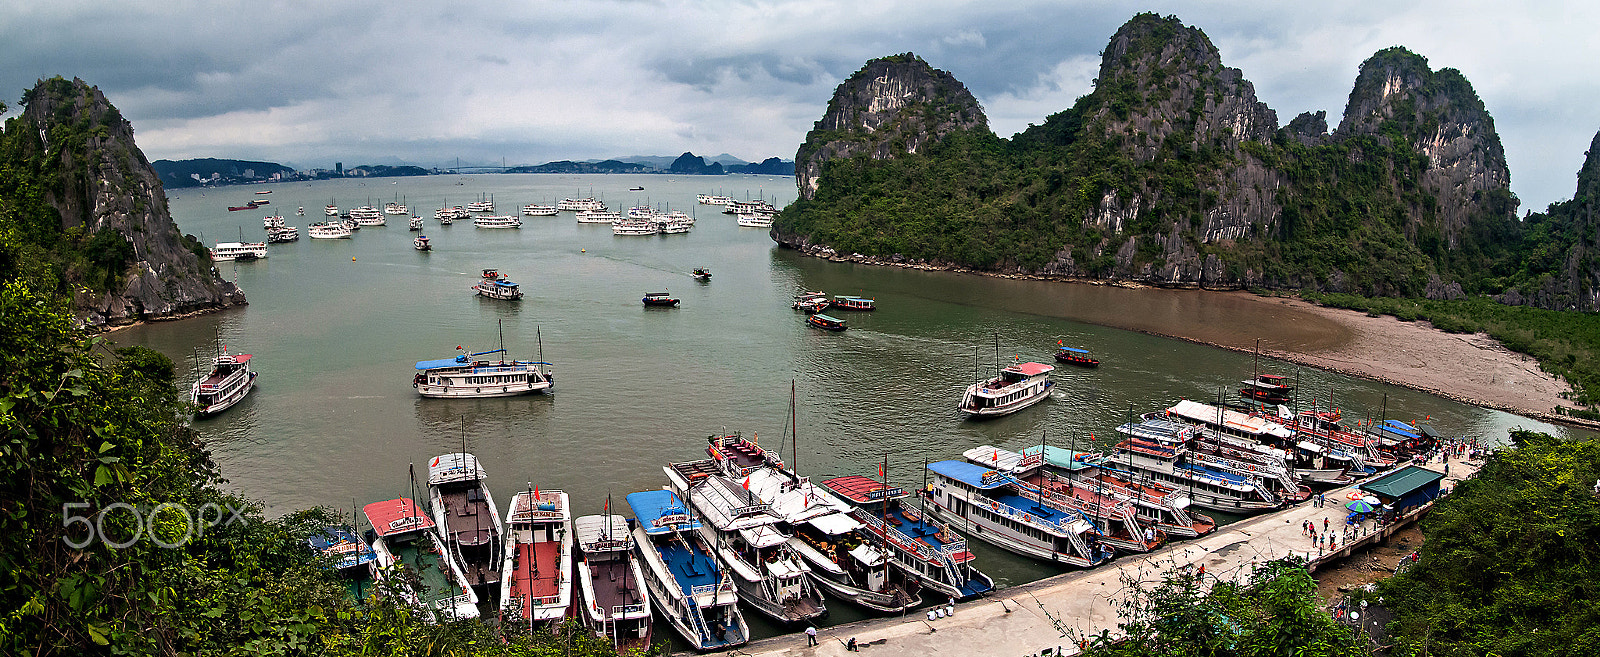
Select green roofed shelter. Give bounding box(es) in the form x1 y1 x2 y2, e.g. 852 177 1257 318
1358 465 1445 510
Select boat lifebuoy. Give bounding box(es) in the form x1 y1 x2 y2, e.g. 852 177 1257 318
990 500 999 512
1248 465 1256 472
1023 513 1034 523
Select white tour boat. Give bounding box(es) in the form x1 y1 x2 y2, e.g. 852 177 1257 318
413 348 553 399
558 197 606 211
473 215 522 229
191 347 256 416
612 220 659 236
209 241 268 261
575 210 621 224
920 460 1111 567
958 362 1054 418
521 204 558 216
267 226 299 243
735 213 774 228
308 222 352 239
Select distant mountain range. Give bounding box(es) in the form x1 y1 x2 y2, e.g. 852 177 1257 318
152 152 794 187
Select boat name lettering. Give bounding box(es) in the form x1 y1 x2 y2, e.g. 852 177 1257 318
652 513 690 527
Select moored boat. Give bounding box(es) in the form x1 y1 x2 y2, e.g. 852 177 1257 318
807 313 846 331
1019 445 1216 538
820 475 994 600
576 210 622 224
267 226 299 243
611 219 658 235
263 214 286 229
473 215 522 229
573 513 652 652
191 347 256 416
558 197 606 212
414 235 431 251
920 460 1112 567
308 222 352 239
957 362 1054 418
363 498 480 622
427 453 503 597
500 489 573 632
624 490 748 651
965 446 1164 553
1240 373 1293 404
413 348 553 399
792 292 828 314
308 525 380 603
409 216 424 231
473 269 524 300
830 295 874 311
735 213 773 227
522 203 558 216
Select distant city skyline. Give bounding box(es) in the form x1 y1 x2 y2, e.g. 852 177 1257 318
3 1 1598 210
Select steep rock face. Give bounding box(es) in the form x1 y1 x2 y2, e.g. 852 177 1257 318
793 53 986 199
11 78 244 325
1337 48 1516 248
1499 129 1600 310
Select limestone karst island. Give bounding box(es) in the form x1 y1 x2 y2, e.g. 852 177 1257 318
3 11 1598 657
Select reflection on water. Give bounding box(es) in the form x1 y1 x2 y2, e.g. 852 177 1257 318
114 174 1587 642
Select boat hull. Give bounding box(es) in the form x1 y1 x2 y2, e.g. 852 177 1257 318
194 372 256 417
919 495 1095 568
958 384 1051 418
416 379 551 399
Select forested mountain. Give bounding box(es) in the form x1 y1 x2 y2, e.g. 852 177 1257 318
776 13 1591 309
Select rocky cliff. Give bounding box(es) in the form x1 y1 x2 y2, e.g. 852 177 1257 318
794 53 987 200
0 77 243 325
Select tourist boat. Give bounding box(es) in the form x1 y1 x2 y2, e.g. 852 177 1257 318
697 194 735 205
662 460 826 624
473 215 522 229
725 200 776 215
831 296 875 311
414 235 431 251
957 362 1054 418
624 489 748 651
473 269 524 300
807 314 846 331
576 210 622 224
467 196 495 213
363 498 480 622
209 241 268 261
252 199 269 206
267 226 299 243
413 348 553 399
307 525 379 603
1269 407 1392 472
690 433 923 614
191 346 256 416
612 219 658 235
351 206 386 226
296 206 305 216
735 213 773 227
558 197 606 212
654 216 693 234
521 203 558 216
307 222 352 239
642 292 680 307
341 217 360 231
500 488 573 631
692 268 712 280
263 214 286 229
427 453 503 596
384 202 403 215
820 475 994 600
964 446 1164 553
1240 373 1293 404
1159 400 1343 488
409 216 424 231
1106 422 1287 512
628 206 656 220
1055 346 1099 367
920 460 1111 567
325 203 340 216
572 513 652 652
255 190 272 195
1019 445 1217 538
792 292 828 313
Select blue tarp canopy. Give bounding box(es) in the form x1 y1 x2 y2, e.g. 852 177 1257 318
625 489 700 535
1058 347 1089 354
928 460 1011 490
414 349 506 370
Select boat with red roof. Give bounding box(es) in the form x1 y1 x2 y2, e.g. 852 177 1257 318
499 488 573 632
363 497 480 622
957 362 1054 418
191 346 256 417
820 474 994 600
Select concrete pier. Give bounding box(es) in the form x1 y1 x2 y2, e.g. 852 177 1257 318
735 452 1476 657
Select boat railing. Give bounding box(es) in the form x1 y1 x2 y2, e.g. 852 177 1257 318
528 593 562 607
855 512 943 562
989 497 1077 536
611 603 647 617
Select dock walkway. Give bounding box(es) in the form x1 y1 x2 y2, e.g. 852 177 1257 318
738 453 1476 657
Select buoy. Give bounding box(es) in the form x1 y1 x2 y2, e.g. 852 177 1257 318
581 248 586 252
352 257 357 261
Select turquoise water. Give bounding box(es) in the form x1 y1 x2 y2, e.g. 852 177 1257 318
116 173 1582 640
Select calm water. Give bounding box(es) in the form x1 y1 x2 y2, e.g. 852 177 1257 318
117 173 1580 639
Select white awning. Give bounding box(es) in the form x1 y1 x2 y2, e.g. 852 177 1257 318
806 513 863 536
848 543 886 567
738 525 789 548
1296 441 1326 454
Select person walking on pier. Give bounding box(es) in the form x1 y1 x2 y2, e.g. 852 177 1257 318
806 626 818 646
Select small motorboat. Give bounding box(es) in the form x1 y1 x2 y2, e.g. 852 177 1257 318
793 292 828 314
414 235 431 251
691 267 712 280
807 314 846 331
1055 346 1099 367
642 292 680 307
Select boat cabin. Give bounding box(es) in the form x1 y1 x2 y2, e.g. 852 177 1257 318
1055 346 1099 367
808 314 846 331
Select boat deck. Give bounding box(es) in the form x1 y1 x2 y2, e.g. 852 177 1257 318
584 559 645 614
505 541 563 619
392 537 463 606
438 487 495 546
876 506 974 563
1026 476 1154 547
992 494 1079 529
654 537 722 597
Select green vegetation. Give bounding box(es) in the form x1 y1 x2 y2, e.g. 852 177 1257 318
1375 430 1600 656
1081 558 1365 657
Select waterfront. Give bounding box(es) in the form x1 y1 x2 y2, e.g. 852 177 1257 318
116 173 1582 643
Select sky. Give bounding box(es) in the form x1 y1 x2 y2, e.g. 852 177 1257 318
2 0 1598 211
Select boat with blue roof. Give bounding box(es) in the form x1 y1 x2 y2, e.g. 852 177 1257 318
964 446 1165 553
413 348 553 399
1108 421 1287 512
821 475 994 600
1018 445 1216 538
919 460 1112 567
473 269 524 300
307 525 380 603
625 489 749 651
1054 346 1099 367
831 295 875 311
957 362 1054 418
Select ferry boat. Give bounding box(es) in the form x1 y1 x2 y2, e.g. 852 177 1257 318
263 214 286 229
521 204 558 216
735 213 773 227
473 215 522 229
466 198 495 213
384 202 403 215
576 210 622 224
427 453 503 597
307 525 379 603
692 267 712 280
558 197 606 212
414 235 431 251
325 203 340 216
350 206 384 225
413 348 553 399
572 514 652 652
307 222 352 239
1240 373 1293 404
1020 445 1216 538
697 194 734 205
920 460 1111 567
964 446 1164 553
500 489 573 631
831 296 874 311
957 362 1054 418
191 347 256 416
655 216 693 234
409 216 424 231
267 226 299 243
793 292 828 313
473 269 524 300
1160 400 1343 488
363 498 480 622
625 490 748 651
1054 346 1099 367
662 463 826 624
1107 422 1287 512
612 220 658 236
807 314 846 331
693 434 923 614
821 475 994 600
642 292 679 307
209 241 268 261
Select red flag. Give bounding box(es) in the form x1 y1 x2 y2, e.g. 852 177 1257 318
1057 340 1063 346
879 461 885 478
456 345 463 350
533 485 539 499
604 497 610 513
742 475 751 490
1089 433 1095 442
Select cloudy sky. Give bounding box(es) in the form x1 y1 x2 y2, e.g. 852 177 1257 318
3 0 1597 210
